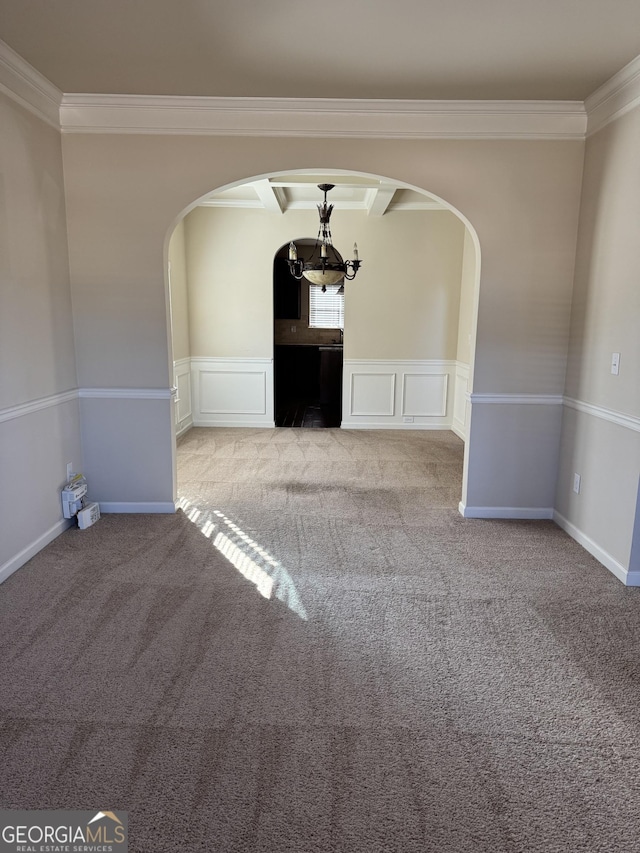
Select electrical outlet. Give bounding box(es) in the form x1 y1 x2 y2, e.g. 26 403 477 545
403 416 414 423
573 473 581 494
290 325 296 333
66 462 73 482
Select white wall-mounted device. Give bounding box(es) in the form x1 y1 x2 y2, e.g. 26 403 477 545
77 501 101 529
61 475 101 528
62 479 87 518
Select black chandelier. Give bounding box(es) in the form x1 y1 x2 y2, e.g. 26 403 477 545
287 184 361 289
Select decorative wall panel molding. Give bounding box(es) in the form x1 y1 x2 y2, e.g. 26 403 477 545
191 357 274 427
402 373 448 417
342 360 456 429
349 372 396 417
452 362 470 440
173 359 193 437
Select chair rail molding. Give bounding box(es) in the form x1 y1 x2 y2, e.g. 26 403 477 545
563 397 640 433
77 387 174 399
0 389 78 424
469 392 564 406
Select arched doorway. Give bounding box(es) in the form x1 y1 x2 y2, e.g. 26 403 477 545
165 169 481 504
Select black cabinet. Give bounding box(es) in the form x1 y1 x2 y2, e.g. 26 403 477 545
275 345 320 400
319 347 343 407
273 257 301 319
274 345 342 427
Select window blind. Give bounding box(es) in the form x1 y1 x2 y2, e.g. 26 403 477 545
308 283 344 329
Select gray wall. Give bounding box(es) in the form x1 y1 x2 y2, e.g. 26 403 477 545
0 92 82 580
555 105 640 578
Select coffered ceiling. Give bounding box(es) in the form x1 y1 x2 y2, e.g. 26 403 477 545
1 0 640 101
199 176 445 214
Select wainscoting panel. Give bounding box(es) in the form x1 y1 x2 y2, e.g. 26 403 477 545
342 360 456 429
453 362 470 440
191 357 275 427
173 358 193 437
402 373 447 417
350 372 396 417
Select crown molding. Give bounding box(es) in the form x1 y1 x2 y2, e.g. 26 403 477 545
0 40 62 128
59 94 587 139
4 30 638 142
585 53 640 137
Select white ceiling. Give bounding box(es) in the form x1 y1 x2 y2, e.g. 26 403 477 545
1 0 640 101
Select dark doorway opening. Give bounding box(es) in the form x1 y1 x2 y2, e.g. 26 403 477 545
273 242 343 428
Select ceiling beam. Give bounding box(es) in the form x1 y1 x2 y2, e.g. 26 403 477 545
365 186 396 217
253 179 285 213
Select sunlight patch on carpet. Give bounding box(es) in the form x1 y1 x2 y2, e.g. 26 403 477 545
176 496 308 620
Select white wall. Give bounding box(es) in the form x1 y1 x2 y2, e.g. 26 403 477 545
168 221 193 436
452 229 477 438
180 204 466 429
184 206 464 360
168 219 190 362
555 104 640 584
0 92 82 581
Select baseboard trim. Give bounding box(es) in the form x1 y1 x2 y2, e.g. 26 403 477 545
192 418 275 428
451 421 466 441
553 510 639 586
176 419 193 438
458 502 554 520
341 421 451 430
0 518 73 585
99 502 177 514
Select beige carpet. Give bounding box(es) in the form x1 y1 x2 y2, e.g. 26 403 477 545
1 427 639 852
